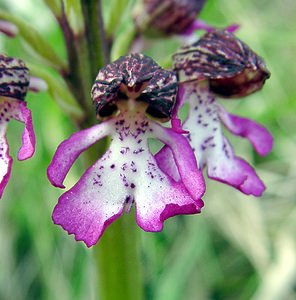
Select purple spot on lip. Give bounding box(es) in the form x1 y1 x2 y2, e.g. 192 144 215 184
110 164 115 169
125 195 131 203
130 183 135 188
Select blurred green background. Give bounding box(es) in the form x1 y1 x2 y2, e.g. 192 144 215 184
0 0 296 299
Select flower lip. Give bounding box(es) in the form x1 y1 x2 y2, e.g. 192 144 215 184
91 53 177 120
0 54 30 100
173 30 270 98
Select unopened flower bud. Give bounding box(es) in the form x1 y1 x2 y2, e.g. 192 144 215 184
173 30 270 97
134 0 206 36
0 20 18 37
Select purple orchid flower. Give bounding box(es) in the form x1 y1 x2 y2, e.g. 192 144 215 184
0 54 35 198
157 30 273 197
47 53 205 247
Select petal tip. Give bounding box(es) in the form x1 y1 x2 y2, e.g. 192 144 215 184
171 118 189 134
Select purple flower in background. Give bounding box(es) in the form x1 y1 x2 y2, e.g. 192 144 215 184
134 0 213 36
0 54 35 198
158 30 273 196
48 53 205 247
174 30 271 97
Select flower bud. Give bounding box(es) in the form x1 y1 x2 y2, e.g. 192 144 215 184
134 0 206 36
0 20 18 37
173 30 270 97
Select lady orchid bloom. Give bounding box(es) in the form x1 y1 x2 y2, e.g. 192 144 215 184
0 54 35 198
157 30 273 196
134 0 213 36
47 53 205 247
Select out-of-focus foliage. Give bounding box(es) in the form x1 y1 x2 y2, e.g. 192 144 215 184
0 0 295 299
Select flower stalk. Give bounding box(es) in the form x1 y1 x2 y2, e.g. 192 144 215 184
94 212 144 300
81 0 110 78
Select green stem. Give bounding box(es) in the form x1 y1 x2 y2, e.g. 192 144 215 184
94 212 144 300
54 2 93 123
81 0 110 78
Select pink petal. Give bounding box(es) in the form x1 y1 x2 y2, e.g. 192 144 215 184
182 19 215 35
0 20 18 37
0 130 12 198
52 154 125 247
207 137 265 196
52 114 204 246
151 121 205 200
218 104 273 156
0 98 35 161
155 145 181 182
0 98 35 198
136 178 203 232
28 77 48 93
47 121 112 188
225 23 240 33
171 118 189 134
15 101 36 160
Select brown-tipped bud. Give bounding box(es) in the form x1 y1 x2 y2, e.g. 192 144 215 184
0 54 29 100
134 0 206 36
173 30 270 97
0 20 18 37
91 53 177 120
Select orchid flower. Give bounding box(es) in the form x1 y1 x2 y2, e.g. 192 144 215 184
157 30 273 196
0 54 35 198
47 53 205 247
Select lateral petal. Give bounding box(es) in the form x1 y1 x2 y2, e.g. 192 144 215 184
47 121 112 188
0 127 12 198
151 120 205 200
218 104 273 156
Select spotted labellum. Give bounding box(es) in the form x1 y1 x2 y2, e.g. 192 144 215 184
158 30 273 196
48 53 205 247
0 54 35 198
134 0 212 36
